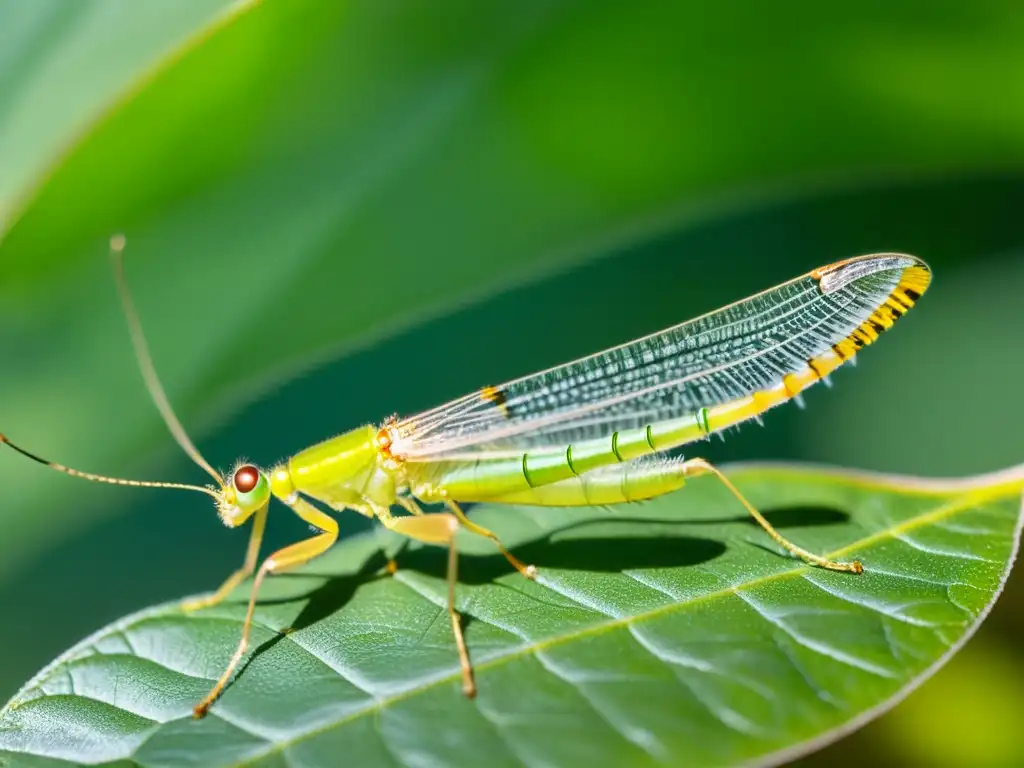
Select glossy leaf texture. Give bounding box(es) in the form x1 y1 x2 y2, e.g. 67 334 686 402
2 465 1020 767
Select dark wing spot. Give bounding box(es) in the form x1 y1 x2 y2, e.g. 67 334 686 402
480 386 512 418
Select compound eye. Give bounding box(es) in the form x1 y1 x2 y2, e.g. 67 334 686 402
234 465 260 494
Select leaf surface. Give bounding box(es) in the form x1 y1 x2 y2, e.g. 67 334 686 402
2 465 1020 767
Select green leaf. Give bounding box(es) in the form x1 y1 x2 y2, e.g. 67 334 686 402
2 465 1020 767
0 0 239 224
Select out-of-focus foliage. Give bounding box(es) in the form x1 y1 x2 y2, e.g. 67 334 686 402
2 468 1020 767
1 1 1022 766
0 0 236 224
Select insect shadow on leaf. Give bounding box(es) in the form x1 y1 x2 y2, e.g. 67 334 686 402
329 502 849 588
231 503 849 685
237 547 392 677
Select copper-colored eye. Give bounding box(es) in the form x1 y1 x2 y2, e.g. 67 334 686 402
233 465 260 494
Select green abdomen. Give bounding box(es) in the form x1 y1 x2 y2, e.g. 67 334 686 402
408 411 706 502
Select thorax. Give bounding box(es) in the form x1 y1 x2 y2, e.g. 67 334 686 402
273 424 398 508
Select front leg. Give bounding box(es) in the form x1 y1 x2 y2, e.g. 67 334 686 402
182 505 269 612
193 495 339 718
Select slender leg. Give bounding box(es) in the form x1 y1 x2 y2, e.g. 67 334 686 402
385 497 427 573
396 496 425 516
380 510 477 697
182 505 269 612
445 498 536 579
683 457 863 574
193 496 339 718
396 496 535 579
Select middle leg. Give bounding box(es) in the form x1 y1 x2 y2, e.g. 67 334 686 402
445 498 536 579
397 495 535 578
379 509 476 696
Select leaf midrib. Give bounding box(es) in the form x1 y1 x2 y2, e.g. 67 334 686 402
228 482 1019 767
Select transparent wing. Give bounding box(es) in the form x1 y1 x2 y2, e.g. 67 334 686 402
392 254 929 459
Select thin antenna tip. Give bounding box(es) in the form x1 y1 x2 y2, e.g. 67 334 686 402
110 233 126 253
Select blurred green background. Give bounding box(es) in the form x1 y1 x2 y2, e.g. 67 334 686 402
1 1 1022 765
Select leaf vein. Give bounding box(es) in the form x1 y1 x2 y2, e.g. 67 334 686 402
535 650 666 761
731 589 898 679
799 573 964 629
228 489 1004 764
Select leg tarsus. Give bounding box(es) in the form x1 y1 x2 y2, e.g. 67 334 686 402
684 457 863 574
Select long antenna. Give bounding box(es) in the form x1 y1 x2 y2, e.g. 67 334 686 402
0 235 225 499
0 432 219 498
109 235 223 485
